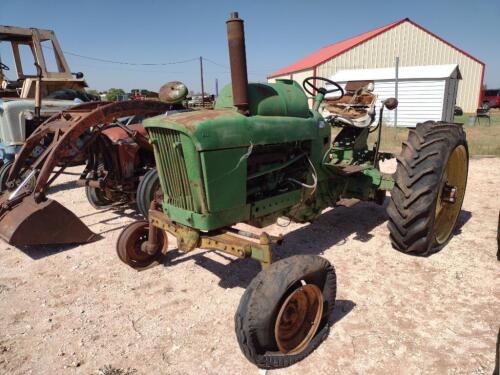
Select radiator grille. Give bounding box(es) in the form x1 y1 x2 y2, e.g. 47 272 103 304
150 128 196 211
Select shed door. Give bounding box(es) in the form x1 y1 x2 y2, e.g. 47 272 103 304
374 79 446 127
334 79 446 127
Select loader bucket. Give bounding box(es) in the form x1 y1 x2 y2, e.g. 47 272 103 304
0 195 96 246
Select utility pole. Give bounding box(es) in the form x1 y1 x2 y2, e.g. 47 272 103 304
0 54 4 84
200 56 205 107
215 78 219 97
394 56 399 140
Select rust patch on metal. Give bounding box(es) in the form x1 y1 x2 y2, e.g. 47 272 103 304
158 81 188 104
101 123 148 143
0 194 96 246
160 109 241 132
226 12 249 114
0 100 170 247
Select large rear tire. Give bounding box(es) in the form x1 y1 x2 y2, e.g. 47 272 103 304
136 168 160 218
387 121 468 255
235 255 336 369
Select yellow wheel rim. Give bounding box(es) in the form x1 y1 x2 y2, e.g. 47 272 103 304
274 283 323 355
434 145 468 244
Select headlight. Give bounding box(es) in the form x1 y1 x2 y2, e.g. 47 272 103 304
22 110 35 120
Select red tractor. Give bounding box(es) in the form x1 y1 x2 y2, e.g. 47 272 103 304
0 82 190 246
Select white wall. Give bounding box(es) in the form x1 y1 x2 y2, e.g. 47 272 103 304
330 79 450 127
268 69 314 106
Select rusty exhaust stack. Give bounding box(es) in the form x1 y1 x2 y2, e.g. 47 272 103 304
226 12 249 115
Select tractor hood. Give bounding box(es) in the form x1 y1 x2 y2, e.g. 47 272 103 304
143 80 321 151
0 98 76 145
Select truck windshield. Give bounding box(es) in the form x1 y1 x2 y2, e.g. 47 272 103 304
0 42 16 80
0 41 37 79
484 90 500 96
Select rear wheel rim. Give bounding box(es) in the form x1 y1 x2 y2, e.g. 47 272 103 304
434 145 467 244
274 283 324 355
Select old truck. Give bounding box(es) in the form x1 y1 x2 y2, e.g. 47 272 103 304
0 25 94 185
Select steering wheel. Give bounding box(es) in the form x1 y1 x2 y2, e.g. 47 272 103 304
0 62 9 71
303 77 344 100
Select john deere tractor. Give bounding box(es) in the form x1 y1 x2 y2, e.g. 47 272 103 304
116 13 468 369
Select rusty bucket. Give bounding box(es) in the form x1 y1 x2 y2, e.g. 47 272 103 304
0 194 96 246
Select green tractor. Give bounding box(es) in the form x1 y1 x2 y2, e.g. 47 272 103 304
116 13 468 369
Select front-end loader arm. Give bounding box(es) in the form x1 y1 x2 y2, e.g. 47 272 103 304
0 100 171 246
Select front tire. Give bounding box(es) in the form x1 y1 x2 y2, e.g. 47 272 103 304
136 168 160 218
387 121 468 255
0 161 13 192
235 255 336 369
0 161 36 193
116 220 166 270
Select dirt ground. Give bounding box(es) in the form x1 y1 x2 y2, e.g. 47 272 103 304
0 158 499 375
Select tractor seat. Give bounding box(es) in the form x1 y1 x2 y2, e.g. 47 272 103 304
321 80 377 128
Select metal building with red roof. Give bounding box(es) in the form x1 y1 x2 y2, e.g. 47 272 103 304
268 18 484 112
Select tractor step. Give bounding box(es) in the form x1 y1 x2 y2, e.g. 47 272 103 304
338 164 367 175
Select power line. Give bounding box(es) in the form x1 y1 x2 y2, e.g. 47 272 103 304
45 45 275 75
62 50 199 66
40 45 275 86
42 45 198 66
203 57 229 69
202 57 276 74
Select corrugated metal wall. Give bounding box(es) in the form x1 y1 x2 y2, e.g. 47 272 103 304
267 68 312 84
269 21 483 112
373 80 446 126
326 79 450 127
268 68 315 106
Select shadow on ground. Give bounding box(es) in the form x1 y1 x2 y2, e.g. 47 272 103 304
454 209 472 236
48 180 79 194
16 235 104 260
13 206 142 260
393 209 472 257
330 299 356 326
162 201 389 289
160 203 473 290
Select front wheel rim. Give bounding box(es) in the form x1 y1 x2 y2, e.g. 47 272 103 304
434 145 468 244
118 222 165 268
274 283 324 355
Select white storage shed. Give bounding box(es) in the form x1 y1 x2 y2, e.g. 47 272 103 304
328 64 462 127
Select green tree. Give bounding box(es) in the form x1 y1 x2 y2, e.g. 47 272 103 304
86 89 100 97
106 88 126 101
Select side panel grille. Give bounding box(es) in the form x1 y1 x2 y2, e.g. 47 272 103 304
151 128 196 211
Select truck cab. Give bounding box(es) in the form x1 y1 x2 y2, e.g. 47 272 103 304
0 25 92 165
482 89 500 109
0 25 87 99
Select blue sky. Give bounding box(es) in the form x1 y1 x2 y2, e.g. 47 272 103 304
1 0 499 93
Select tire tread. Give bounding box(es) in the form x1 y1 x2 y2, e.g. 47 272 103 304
387 121 468 255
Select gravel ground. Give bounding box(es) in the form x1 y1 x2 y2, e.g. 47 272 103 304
0 158 499 375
